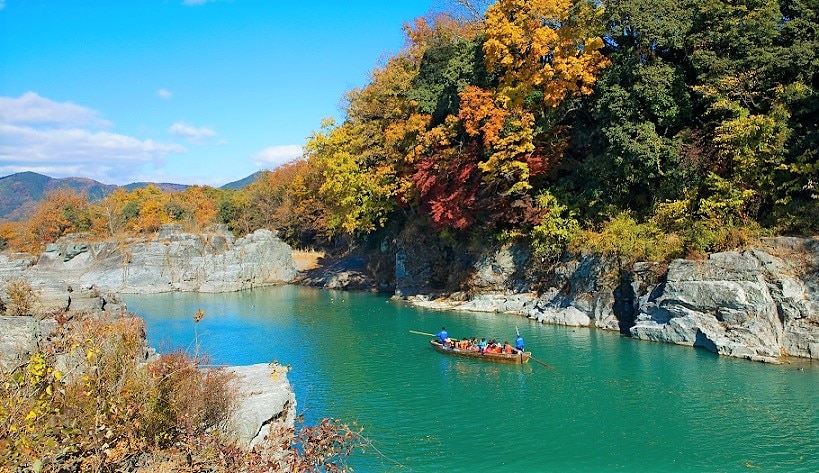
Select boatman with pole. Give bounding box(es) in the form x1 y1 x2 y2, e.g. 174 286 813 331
436 326 449 344
515 333 525 352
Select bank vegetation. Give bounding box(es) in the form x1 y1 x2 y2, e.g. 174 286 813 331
2 0 817 267
0 299 361 472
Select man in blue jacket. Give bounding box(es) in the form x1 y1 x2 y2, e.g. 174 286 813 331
436 326 448 343
515 334 525 352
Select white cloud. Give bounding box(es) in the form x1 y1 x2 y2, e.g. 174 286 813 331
168 122 218 144
157 88 173 100
0 91 111 129
1 124 184 163
253 145 303 169
0 92 186 184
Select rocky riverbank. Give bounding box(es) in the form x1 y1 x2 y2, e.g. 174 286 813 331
397 237 819 364
0 312 296 454
0 222 300 453
3 227 815 368
0 224 297 295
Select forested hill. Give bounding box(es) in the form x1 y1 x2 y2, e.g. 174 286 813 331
2 0 817 262
0 172 263 222
292 0 818 255
0 172 117 222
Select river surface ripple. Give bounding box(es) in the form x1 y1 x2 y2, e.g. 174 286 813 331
125 285 819 473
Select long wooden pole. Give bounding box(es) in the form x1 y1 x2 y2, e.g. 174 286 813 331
529 355 555 370
514 326 553 369
409 330 436 337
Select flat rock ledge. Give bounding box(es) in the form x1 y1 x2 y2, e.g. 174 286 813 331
403 292 599 328
227 363 296 452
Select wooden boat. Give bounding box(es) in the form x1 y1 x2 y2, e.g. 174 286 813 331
430 339 531 364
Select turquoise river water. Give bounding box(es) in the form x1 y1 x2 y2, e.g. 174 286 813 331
124 285 819 472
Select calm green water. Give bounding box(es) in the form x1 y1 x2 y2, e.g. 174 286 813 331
124 285 819 472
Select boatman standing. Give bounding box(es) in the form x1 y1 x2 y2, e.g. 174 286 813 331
515 334 525 352
436 326 449 344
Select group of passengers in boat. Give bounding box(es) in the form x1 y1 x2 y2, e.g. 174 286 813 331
435 327 525 354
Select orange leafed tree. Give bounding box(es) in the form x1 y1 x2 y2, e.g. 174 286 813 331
458 86 510 148
10 188 94 251
169 186 220 229
457 86 550 194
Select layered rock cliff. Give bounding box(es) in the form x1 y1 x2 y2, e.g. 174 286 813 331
0 225 297 294
631 238 818 362
399 237 819 363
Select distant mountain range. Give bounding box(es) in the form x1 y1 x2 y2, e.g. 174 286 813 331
0 171 262 222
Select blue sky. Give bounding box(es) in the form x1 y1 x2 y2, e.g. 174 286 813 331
0 0 436 186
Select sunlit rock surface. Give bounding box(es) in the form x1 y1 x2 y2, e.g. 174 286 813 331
228 363 296 451
2 225 297 294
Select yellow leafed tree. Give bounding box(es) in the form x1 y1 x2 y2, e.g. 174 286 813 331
483 0 609 107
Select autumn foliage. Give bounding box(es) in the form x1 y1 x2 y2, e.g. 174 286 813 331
483 0 609 107
2 0 817 259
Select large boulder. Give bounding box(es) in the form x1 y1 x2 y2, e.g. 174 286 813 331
0 316 58 371
227 363 296 451
632 242 818 362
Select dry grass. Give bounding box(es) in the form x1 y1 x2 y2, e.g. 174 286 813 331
0 278 40 316
291 249 325 271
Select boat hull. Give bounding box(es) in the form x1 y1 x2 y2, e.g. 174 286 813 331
430 340 531 364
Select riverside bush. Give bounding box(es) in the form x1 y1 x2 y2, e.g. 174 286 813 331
530 191 580 259
572 212 684 264
0 279 39 316
681 219 766 258
0 313 362 472
0 314 232 471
